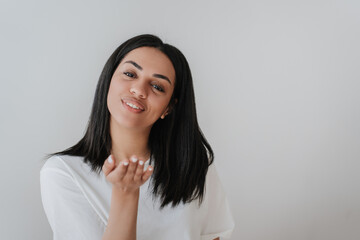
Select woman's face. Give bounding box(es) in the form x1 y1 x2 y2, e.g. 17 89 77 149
107 47 176 130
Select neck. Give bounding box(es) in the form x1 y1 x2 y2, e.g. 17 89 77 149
109 117 151 165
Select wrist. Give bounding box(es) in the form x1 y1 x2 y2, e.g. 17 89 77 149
112 186 139 198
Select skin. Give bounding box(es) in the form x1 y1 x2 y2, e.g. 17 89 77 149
101 47 219 240
106 46 175 163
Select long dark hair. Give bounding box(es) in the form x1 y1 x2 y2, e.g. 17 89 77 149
45 34 214 208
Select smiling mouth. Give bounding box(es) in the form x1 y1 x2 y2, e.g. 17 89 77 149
125 102 144 110
121 98 145 111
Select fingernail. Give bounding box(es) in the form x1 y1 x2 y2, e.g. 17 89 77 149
148 166 153 171
139 160 144 165
131 156 138 163
123 161 129 166
108 156 113 164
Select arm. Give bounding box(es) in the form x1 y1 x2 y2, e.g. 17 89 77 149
101 155 153 240
102 188 139 240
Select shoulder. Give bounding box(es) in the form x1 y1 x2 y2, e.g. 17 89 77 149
205 163 224 193
196 162 228 213
206 162 218 178
39 154 99 205
40 154 108 195
200 163 235 239
40 155 76 186
40 155 82 206
40 154 92 187
40 154 90 176
40 155 69 177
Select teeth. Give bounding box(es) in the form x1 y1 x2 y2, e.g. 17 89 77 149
125 102 141 110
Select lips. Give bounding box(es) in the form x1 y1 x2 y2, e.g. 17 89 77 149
121 97 145 111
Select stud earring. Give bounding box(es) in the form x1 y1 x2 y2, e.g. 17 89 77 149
160 112 168 119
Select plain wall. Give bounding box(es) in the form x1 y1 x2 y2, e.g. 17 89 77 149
1 0 359 239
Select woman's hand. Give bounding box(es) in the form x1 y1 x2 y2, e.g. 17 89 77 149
102 155 153 193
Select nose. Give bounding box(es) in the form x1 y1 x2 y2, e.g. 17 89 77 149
129 82 147 99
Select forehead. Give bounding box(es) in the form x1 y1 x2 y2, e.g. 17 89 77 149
120 47 175 84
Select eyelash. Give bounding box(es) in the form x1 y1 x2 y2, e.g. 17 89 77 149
151 83 164 92
123 72 165 93
124 72 135 78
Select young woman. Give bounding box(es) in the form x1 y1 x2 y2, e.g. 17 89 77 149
40 34 234 240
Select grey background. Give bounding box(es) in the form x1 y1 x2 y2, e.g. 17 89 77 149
1 0 359 239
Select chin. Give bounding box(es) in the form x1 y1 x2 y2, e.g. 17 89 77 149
113 117 151 130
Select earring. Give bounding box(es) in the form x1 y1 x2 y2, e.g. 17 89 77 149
160 112 168 119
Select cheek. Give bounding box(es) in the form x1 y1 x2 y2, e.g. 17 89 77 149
145 96 164 113
107 84 115 107
107 81 122 110
155 96 172 112
106 92 115 115
108 79 129 99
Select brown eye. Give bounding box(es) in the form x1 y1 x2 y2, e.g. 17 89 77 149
152 84 164 92
123 72 135 78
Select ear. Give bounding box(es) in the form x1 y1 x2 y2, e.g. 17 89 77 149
160 98 177 119
160 107 169 119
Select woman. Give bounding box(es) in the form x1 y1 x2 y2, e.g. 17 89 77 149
40 34 234 240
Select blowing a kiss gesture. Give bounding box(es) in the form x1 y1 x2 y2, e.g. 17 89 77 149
102 155 153 193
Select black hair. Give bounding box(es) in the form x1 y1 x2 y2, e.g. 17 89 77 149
45 34 214 208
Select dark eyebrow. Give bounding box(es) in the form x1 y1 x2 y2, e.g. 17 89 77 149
124 60 172 85
124 60 142 70
153 74 171 85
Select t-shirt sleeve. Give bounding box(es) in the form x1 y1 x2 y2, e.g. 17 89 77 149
40 157 106 240
200 164 235 240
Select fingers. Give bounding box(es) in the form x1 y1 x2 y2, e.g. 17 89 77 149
124 155 153 184
133 159 144 182
116 160 129 180
102 155 116 176
103 155 129 180
126 156 138 176
104 154 154 189
142 165 153 182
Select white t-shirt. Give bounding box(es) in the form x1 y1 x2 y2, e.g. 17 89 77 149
40 155 234 240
